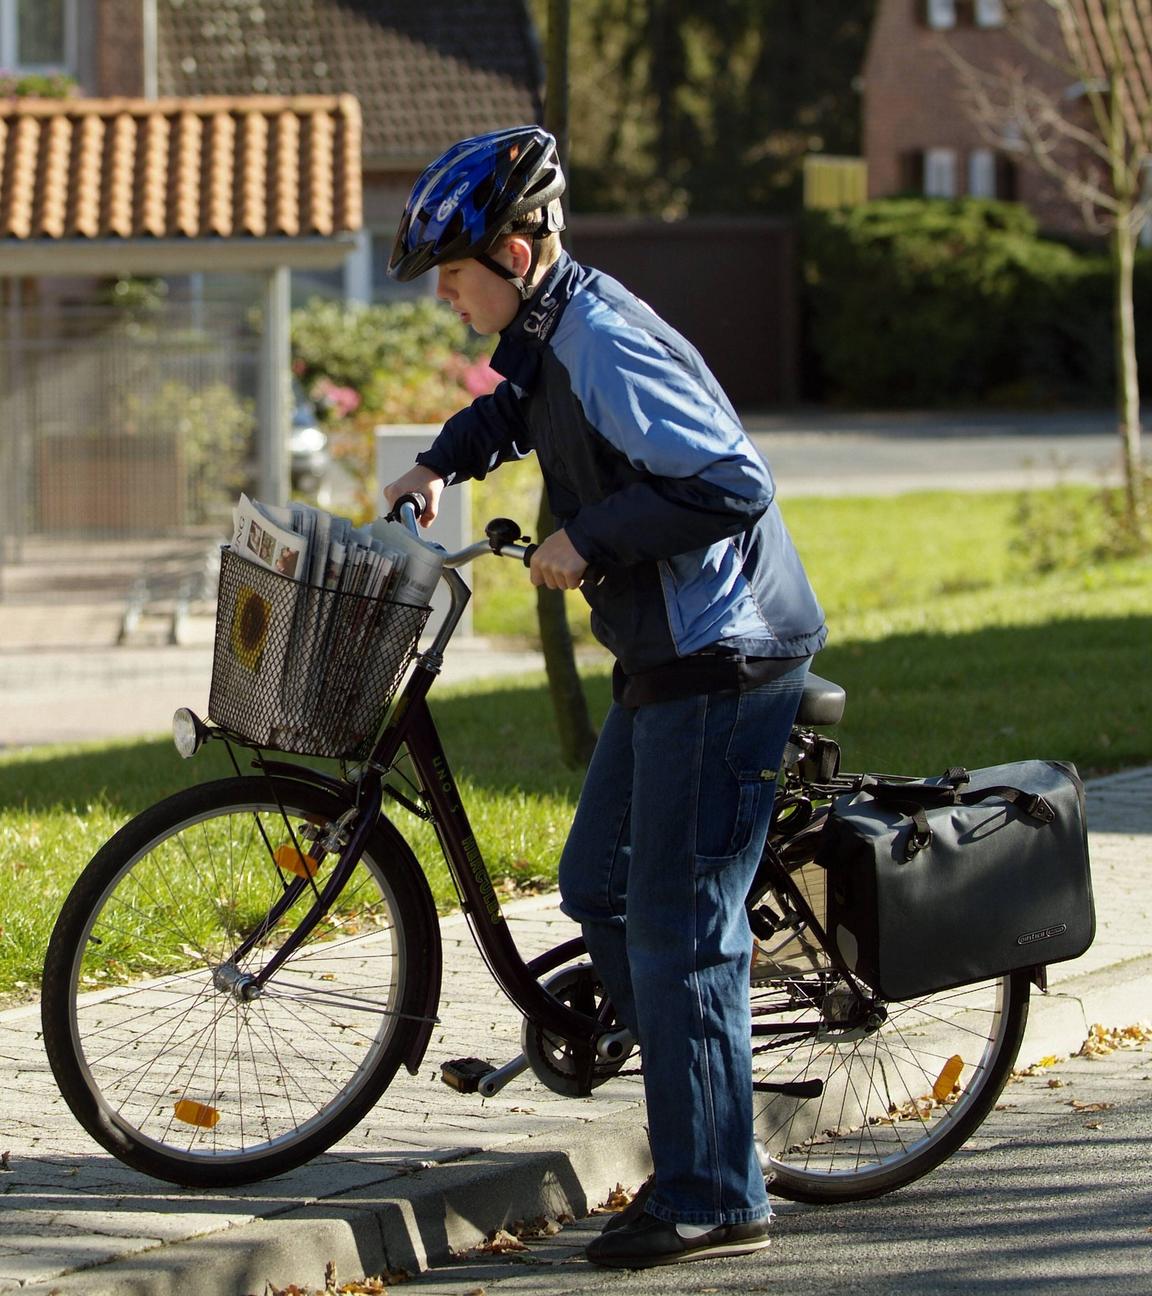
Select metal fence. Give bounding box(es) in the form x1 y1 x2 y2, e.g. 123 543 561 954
0 303 260 556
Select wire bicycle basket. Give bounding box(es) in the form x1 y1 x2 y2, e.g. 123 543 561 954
209 548 430 759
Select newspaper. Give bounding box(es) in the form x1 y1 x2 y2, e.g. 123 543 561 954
222 495 423 751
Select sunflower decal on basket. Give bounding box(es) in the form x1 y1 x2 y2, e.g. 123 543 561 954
230 584 271 672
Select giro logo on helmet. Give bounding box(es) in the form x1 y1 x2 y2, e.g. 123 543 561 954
436 181 471 222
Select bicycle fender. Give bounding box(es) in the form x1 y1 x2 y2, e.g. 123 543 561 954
373 813 444 1077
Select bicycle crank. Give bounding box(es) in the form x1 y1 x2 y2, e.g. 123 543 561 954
521 963 634 1097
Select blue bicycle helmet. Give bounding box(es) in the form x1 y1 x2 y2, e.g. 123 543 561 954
388 125 565 295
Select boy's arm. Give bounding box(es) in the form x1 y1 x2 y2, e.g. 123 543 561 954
413 379 535 486
558 328 775 568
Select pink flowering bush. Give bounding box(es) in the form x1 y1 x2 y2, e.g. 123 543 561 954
291 297 499 518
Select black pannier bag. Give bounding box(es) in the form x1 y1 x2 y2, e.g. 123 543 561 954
818 760 1094 1001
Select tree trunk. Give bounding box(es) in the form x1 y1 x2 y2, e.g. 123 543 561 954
535 491 598 767
1111 219 1145 539
538 0 598 769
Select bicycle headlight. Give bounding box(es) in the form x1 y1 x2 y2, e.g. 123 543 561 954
172 707 207 759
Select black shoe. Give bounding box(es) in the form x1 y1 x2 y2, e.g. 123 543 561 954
599 1174 654 1234
586 1211 772 1269
603 1152 772 1237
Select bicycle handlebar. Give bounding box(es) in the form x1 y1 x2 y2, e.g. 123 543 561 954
387 495 601 584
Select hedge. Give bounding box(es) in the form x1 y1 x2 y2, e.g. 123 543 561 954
802 198 1152 406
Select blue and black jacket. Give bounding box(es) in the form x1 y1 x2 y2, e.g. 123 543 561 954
416 251 827 678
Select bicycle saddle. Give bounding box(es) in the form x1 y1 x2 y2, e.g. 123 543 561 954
796 673 845 726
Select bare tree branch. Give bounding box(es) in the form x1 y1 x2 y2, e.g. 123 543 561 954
944 0 1149 536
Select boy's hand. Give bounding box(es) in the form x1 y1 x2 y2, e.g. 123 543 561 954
529 528 588 590
382 466 444 525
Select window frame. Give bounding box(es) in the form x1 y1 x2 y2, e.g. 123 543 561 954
0 0 77 75
968 148 998 198
925 0 958 31
924 147 959 199
974 0 1007 28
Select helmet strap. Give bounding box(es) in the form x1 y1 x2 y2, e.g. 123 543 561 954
476 220 554 300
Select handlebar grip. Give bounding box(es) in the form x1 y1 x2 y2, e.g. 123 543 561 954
386 491 427 523
521 543 605 587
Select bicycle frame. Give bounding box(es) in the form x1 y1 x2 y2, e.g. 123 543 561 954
224 561 613 1056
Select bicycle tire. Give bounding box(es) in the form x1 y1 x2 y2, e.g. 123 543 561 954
42 775 439 1188
748 855 1030 1203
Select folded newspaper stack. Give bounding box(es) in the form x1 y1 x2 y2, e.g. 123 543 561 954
218 495 440 750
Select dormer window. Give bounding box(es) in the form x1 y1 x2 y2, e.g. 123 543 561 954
1 0 75 73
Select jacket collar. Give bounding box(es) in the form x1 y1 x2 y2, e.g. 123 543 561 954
490 251 577 379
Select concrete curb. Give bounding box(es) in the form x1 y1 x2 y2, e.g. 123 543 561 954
1015 954 1152 1068
18 1112 652 1296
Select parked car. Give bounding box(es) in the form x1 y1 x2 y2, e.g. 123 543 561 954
289 380 330 495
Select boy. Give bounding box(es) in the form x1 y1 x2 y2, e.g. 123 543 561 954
384 126 825 1269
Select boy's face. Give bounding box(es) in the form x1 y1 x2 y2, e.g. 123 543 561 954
435 239 526 335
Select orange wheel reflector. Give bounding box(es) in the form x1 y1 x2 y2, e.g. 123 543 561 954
174 1099 221 1129
933 1054 965 1102
273 844 320 878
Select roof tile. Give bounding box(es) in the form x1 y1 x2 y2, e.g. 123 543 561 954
0 94 362 243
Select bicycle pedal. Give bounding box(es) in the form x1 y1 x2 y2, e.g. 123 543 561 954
440 1057 497 1093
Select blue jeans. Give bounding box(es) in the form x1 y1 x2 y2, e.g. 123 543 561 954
558 661 809 1226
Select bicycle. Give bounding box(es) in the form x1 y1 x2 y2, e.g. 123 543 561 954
41 498 1031 1201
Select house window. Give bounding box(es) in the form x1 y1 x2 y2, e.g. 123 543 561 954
924 148 958 198
1 0 75 71
968 149 998 198
974 0 1006 27
925 0 957 30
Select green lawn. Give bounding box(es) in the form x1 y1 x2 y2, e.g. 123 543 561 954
1 482 1149 996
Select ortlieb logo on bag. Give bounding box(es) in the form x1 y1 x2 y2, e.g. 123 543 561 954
818 760 1095 1002
1016 923 1068 946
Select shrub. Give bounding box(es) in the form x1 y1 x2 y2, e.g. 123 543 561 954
803 199 1146 406
291 298 499 518
291 297 493 416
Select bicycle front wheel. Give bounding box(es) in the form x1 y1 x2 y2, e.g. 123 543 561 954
42 776 439 1188
748 856 1030 1203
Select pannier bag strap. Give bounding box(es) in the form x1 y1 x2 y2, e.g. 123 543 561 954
856 772 1056 863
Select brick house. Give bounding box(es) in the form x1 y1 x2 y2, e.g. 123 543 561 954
861 0 1110 236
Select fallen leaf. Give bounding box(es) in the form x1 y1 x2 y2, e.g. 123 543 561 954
1012 1055 1064 1078
1068 1100 1113 1112
1077 1022 1152 1058
1084 1121 1104 1130
592 1182 637 1214
476 1229 528 1255
511 1216 562 1240
1046 1078 1066 1089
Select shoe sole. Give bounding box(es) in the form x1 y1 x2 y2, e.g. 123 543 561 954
589 1235 772 1269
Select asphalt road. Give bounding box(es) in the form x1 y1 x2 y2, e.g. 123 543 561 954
396 1038 1152 1296
745 409 1126 497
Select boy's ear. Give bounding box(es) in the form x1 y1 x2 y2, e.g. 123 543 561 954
502 235 534 278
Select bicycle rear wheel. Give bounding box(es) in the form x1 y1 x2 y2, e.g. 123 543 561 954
42 775 439 1188
748 854 1030 1203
